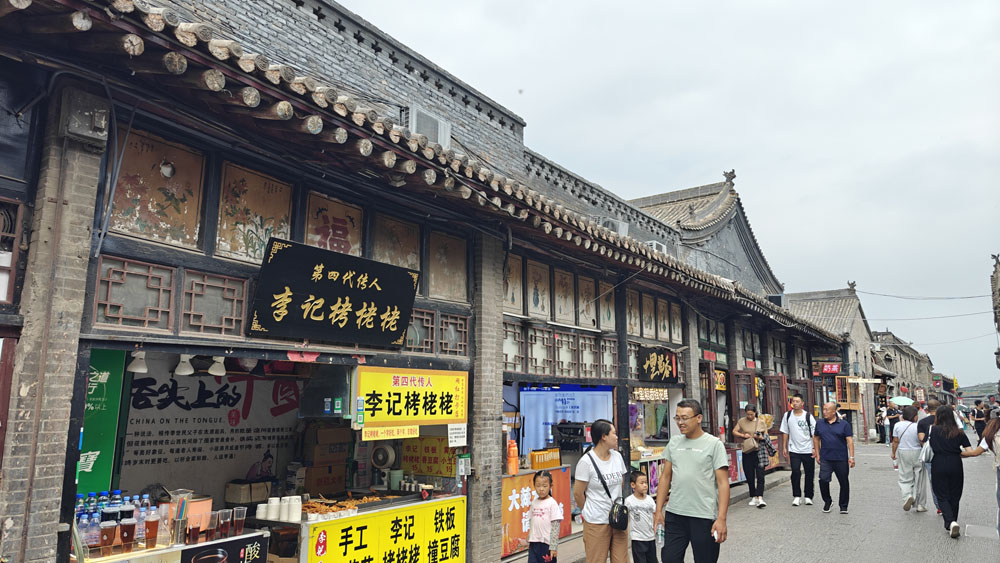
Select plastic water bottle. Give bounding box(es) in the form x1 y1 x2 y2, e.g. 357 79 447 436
85 492 98 513
87 513 101 548
136 507 147 547
75 494 85 518
656 523 665 549
892 458 899 470
120 496 135 520
110 490 123 506
140 494 152 511
78 513 89 530
97 491 110 509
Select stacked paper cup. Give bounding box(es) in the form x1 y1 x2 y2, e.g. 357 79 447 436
256 504 267 519
266 497 280 520
289 496 302 522
279 497 291 521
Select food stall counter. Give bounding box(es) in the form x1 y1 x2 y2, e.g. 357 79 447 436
81 530 269 563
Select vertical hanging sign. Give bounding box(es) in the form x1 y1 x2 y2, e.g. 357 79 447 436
78 349 125 493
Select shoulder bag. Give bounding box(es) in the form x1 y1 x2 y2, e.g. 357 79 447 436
919 426 934 463
587 451 629 530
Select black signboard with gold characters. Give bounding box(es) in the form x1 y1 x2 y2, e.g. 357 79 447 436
247 238 420 347
638 346 678 384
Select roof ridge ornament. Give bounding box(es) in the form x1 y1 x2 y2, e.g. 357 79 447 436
723 169 736 186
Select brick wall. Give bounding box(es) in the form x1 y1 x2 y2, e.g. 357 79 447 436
159 0 527 176
468 233 504 560
0 84 105 562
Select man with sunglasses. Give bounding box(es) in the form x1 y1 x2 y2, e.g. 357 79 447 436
654 399 729 563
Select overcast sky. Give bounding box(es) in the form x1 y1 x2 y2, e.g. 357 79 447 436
338 0 1000 387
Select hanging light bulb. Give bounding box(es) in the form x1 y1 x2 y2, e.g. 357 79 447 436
174 354 195 376
208 356 227 377
126 351 148 373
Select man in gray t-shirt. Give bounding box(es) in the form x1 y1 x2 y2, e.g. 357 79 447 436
654 399 729 563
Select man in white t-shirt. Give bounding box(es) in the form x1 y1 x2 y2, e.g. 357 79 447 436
780 394 816 506
891 405 925 512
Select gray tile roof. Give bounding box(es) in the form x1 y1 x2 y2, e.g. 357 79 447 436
785 289 863 336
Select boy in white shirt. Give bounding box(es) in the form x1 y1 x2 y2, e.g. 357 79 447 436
624 471 657 563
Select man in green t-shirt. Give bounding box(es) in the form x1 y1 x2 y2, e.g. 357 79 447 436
654 399 730 563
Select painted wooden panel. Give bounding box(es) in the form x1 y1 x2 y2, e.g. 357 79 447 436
578 278 597 329
216 162 292 263
428 231 467 302
599 281 615 331
111 129 205 248
657 299 671 343
626 289 641 336
553 269 575 324
642 294 656 339
373 214 420 270
305 191 362 256
503 255 523 314
526 260 550 319
671 302 684 344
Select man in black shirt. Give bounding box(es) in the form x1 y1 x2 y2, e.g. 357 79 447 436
916 399 939 514
886 403 901 447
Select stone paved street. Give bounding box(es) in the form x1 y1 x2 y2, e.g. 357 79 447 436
554 436 1000 562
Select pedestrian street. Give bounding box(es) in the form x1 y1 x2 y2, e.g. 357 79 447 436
693 439 1000 562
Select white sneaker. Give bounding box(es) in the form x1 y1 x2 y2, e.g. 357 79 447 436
916 505 927 512
949 522 961 538
756 497 766 508
748 497 759 506
903 496 915 511
792 497 801 506
804 498 814 505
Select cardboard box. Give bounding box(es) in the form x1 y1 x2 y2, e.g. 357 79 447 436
303 442 351 466
267 554 297 563
303 424 352 446
303 464 347 496
224 481 272 504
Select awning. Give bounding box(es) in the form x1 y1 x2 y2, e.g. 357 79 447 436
872 364 897 378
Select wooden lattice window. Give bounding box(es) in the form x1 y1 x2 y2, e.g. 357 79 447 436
439 314 469 356
503 322 524 372
628 341 641 378
600 337 617 379
579 334 598 378
95 255 175 331
181 270 246 336
0 199 23 304
528 327 554 375
405 308 436 354
554 332 578 378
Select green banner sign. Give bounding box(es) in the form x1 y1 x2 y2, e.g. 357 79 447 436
77 349 125 495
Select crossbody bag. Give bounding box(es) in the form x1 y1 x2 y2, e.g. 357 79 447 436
587 451 629 530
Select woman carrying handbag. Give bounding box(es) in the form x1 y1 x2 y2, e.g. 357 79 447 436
572 419 629 563
734 405 769 507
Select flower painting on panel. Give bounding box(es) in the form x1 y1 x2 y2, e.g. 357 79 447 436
428 232 467 302
216 163 291 263
626 290 641 336
373 215 420 270
305 192 362 256
578 278 597 328
503 255 523 314
599 281 615 331
111 129 205 248
657 299 671 343
526 260 550 319
642 294 655 338
554 269 575 324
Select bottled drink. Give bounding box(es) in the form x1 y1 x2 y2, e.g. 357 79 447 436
75 494 86 517
120 496 135 520
140 494 152 511
97 491 110 509
87 514 101 551
111 490 123 506
86 492 98 513
655 523 665 549
136 507 147 548
78 514 89 539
